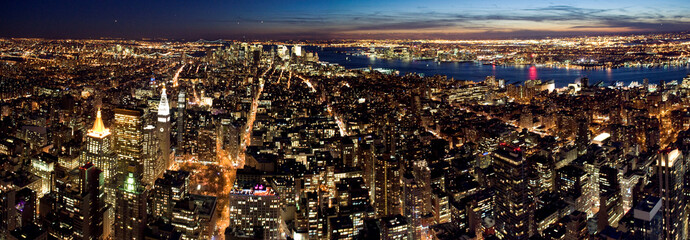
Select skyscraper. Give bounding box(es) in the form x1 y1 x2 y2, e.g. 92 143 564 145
151 170 189 222
632 196 662 240
492 143 535 240
114 168 147 240
228 185 282 239
157 87 171 169
43 162 105 240
599 165 622 231
82 109 117 180
113 108 144 179
657 148 686 240
402 172 426 239
30 152 56 197
176 90 186 156
374 155 401 217
143 125 163 187
380 215 409 240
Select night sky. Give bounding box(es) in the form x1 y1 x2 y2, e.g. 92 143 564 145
2 0 689 40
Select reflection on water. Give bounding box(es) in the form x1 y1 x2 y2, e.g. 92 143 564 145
529 66 538 80
310 46 690 87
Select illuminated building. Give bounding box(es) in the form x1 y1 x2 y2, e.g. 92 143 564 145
374 156 401 217
152 170 190 222
277 45 289 60
82 109 117 180
341 138 356 167
531 155 555 195
113 108 144 179
402 172 427 239
176 90 186 156
220 118 241 165
295 191 322 239
564 211 588 240
431 188 450 224
171 198 200 240
492 144 535 239
18 125 48 152
30 153 56 197
186 194 217 239
196 127 217 164
228 185 282 239
150 170 216 239
556 165 594 216
380 215 408 240
157 87 171 169
0 183 22 237
12 188 35 232
80 110 118 239
114 169 148 240
143 125 163 187
657 148 686 240
575 116 590 154
292 45 302 57
328 216 355 240
334 178 373 233
335 177 369 211
76 163 105 240
598 166 622 231
632 196 662 239
42 163 104 240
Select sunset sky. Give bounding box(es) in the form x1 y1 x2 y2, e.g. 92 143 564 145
2 0 689 39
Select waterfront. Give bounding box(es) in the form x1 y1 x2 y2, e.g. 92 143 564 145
311 46 690 87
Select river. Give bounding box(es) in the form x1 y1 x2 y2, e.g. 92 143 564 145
307 46 690 87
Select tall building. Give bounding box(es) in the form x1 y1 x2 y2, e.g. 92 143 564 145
78 163 105 240
82 110 118 239
292 45 302 57
402 172 426 239
0 183 18 237
171 198 200 239
374 156 401 217
632 196 662 240
492 144 535 240
176 90 186 156
564 211 587 240
114 168 148 240
556 165 593 216
431 188 451 224
113 108 144 179
295 191 321 239
228 185 282 239
328 216 355 240
657 148 686 240
151 170 190 222
143 125 163 187
82 109 117 181
380 215 409 240
598 165 622 231
44 162 105 240
30 153 56 197
157 87 171 169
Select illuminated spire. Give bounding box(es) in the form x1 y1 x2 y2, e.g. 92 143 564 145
158 86 170 117
87 108 110 138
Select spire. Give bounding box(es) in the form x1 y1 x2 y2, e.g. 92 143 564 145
158 85 170 117
87 108 110 138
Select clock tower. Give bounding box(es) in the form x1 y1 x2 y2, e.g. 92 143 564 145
157 86 171 168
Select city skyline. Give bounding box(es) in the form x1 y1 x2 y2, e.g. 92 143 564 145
3 1 690 239
1 0 690 40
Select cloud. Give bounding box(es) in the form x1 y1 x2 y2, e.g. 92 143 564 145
302 5 690 39
524 5 612 16
6 1 686 40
